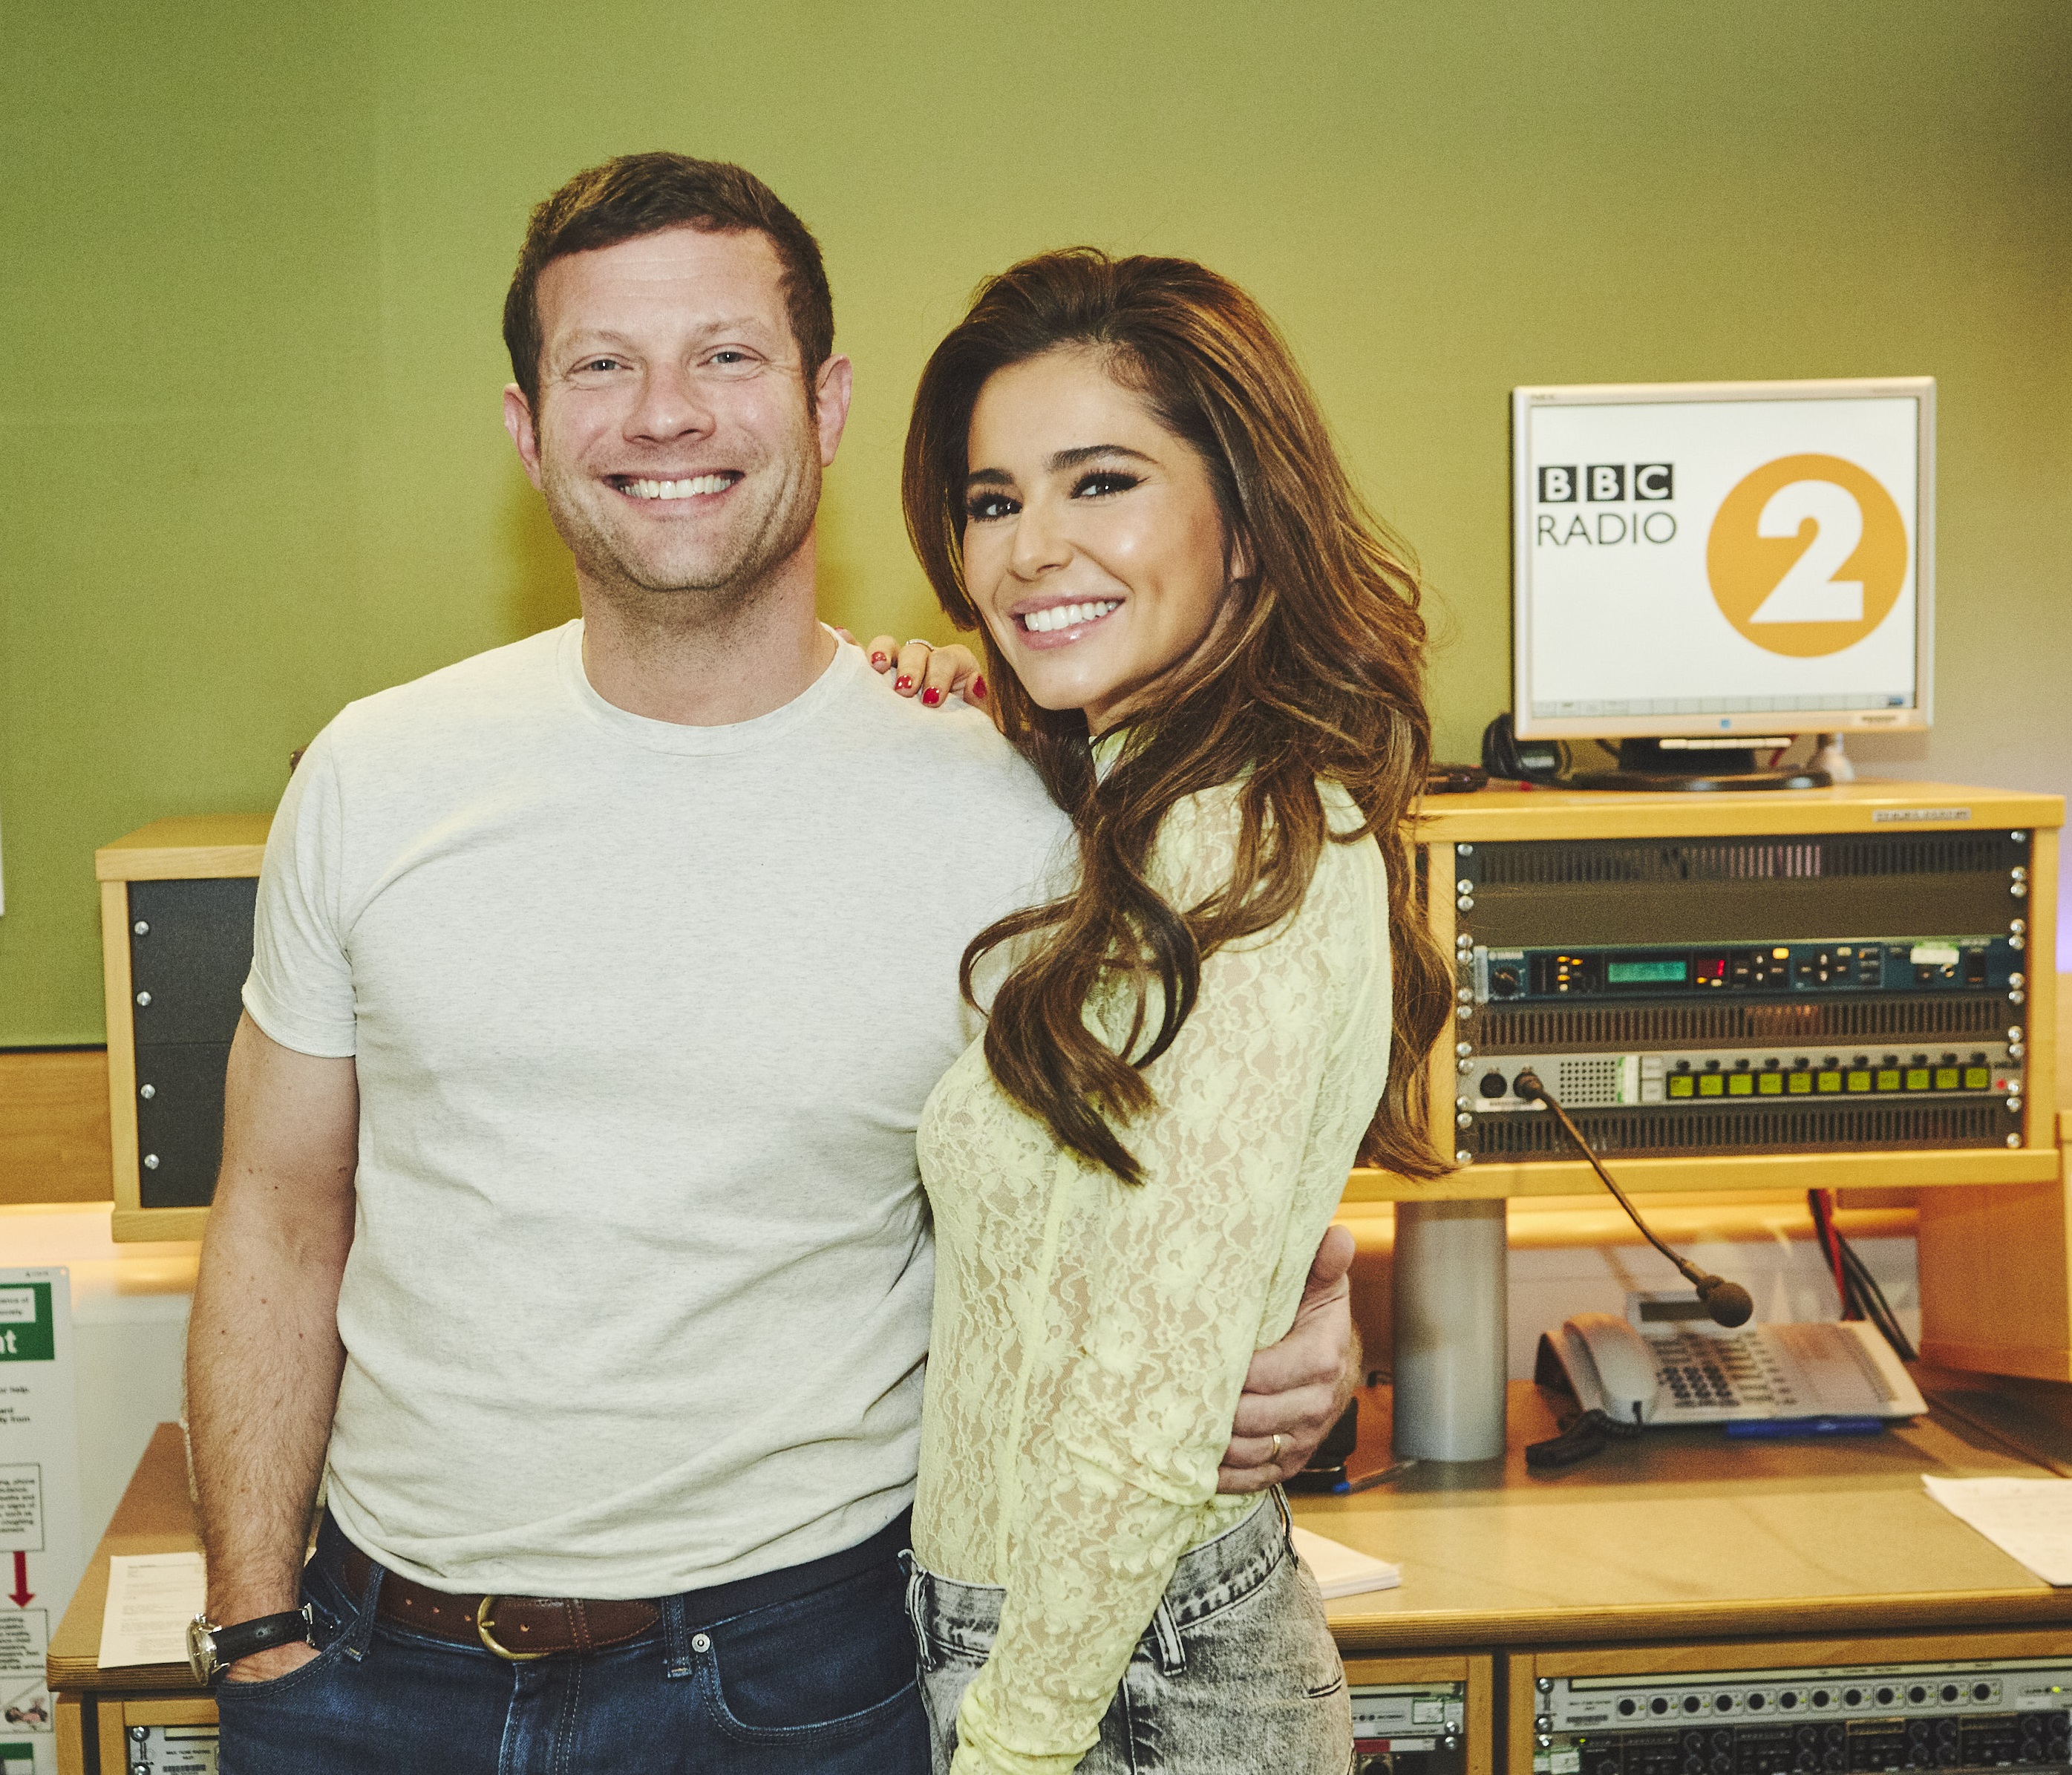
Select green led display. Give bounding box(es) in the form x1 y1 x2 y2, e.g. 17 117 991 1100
1607 959 1687 984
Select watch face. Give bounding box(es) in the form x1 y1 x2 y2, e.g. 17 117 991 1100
186 1615 218 1684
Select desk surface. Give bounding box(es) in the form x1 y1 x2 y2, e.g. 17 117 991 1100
49 1422 199 1693
1300 1382 2072 1652
53 1389 2072 1690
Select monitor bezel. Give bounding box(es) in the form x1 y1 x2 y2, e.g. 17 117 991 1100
1509 376 1935 743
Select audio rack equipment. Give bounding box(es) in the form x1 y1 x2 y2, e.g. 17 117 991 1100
1355 1677 1469 1775
1531 1655 2072 1775
1448 827 2036 1166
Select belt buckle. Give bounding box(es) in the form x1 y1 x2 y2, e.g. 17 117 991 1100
476 1595 549 1661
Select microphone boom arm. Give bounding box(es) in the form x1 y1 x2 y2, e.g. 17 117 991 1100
1511 1069 1754 1328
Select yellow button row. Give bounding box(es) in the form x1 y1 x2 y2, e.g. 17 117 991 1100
1665 1065 1992 1099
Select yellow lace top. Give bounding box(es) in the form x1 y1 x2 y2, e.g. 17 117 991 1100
913 756 1393 1775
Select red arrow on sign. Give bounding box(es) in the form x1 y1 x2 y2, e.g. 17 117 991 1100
7 1551 30 1607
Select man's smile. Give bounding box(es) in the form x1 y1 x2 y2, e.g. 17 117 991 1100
607 471 742 501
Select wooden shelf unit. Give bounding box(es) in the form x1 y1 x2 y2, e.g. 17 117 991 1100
97 815 270 1243
94 786 2067 1373
1365 779 2064 1200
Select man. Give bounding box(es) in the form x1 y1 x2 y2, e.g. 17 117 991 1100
186 153 1356 1774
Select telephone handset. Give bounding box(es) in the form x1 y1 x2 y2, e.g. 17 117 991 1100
1542 1313 1662 1425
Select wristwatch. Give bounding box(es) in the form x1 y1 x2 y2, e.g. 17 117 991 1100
186 1604 314 1685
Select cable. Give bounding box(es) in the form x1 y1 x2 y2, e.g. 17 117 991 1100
1841 1235 1919 1364
1808 1189 1854 1318
1805 1188 1918 1363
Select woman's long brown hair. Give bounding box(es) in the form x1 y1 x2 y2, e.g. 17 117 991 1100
903 249 1450 1184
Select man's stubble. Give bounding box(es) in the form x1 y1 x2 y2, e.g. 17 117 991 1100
537 413 825 635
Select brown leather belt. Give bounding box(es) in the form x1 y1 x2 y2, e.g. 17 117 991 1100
337 1545 660 1661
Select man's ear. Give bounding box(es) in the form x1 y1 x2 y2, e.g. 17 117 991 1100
503 385 545 491
814 354 854 468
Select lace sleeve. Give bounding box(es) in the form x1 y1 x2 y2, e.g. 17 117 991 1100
950 792 1382 1774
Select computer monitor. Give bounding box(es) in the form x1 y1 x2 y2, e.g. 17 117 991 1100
1511 377 1933 785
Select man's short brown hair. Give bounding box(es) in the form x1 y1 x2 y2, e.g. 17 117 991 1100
503 152 834 411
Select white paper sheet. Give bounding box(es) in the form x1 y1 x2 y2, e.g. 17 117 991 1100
97 1551 206 1668
1290 1525 1401 1599
1922 1475 2072 1586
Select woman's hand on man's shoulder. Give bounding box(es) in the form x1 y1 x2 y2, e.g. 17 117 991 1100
834 629 987 710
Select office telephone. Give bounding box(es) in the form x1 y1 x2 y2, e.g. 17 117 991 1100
1537 1307 1926 1428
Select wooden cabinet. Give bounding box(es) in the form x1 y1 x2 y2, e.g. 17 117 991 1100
97 817 269 1243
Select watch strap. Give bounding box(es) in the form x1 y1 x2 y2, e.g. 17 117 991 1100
212 1604 315 1672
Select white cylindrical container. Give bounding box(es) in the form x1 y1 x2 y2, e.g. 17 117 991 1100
1391 1197 1508 1461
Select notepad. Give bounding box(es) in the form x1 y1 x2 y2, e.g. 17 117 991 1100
1922 1475 2072 1586
99 1550 207 1668
1290 1525 1401 1598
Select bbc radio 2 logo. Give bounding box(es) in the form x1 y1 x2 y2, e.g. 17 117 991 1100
1535 462 1678 546
1707 454 1908 658
1538 451 1909 658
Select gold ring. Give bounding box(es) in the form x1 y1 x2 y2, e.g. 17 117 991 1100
476 1596 549 1662
1269 1432 1287 1465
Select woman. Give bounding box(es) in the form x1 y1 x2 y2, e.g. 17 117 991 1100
898 249 1449 1774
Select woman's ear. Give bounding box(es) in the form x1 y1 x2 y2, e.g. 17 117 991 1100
1226 523 1258 588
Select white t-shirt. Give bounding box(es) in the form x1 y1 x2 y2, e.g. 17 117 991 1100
244 622 1070 1598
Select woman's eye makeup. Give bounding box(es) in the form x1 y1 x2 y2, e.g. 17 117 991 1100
1071 468 1141 499
964 489 1019 522
964 465 1143 522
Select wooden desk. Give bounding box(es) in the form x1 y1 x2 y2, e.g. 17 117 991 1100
1299 1382 2072 1652
53 1391 2072 1774
1296 1381 2072 1775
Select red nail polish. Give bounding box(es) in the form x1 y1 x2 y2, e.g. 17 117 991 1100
871 651 889 668
971 675 987 700
922 686 942 707
895 675 913 691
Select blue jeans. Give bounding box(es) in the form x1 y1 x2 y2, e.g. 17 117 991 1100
216 1511 928 1774
906 1491 1353 1774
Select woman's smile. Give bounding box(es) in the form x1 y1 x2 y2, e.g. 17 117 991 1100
1011 595 1122 646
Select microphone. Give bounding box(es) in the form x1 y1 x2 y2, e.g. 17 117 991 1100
1511 1070 1754 1329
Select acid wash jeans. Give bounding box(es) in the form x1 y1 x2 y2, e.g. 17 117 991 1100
903 1489 1353 1774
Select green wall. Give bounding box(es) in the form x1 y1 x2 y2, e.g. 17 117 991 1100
4 0 2069 1044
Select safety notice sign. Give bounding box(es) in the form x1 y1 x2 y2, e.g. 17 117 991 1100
0 1271 82 1775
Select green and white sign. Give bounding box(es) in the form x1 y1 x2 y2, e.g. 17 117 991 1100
0 1272 80 1775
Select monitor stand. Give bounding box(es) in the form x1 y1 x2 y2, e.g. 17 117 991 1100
1565 736 1831 792
1805 731 1857 783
